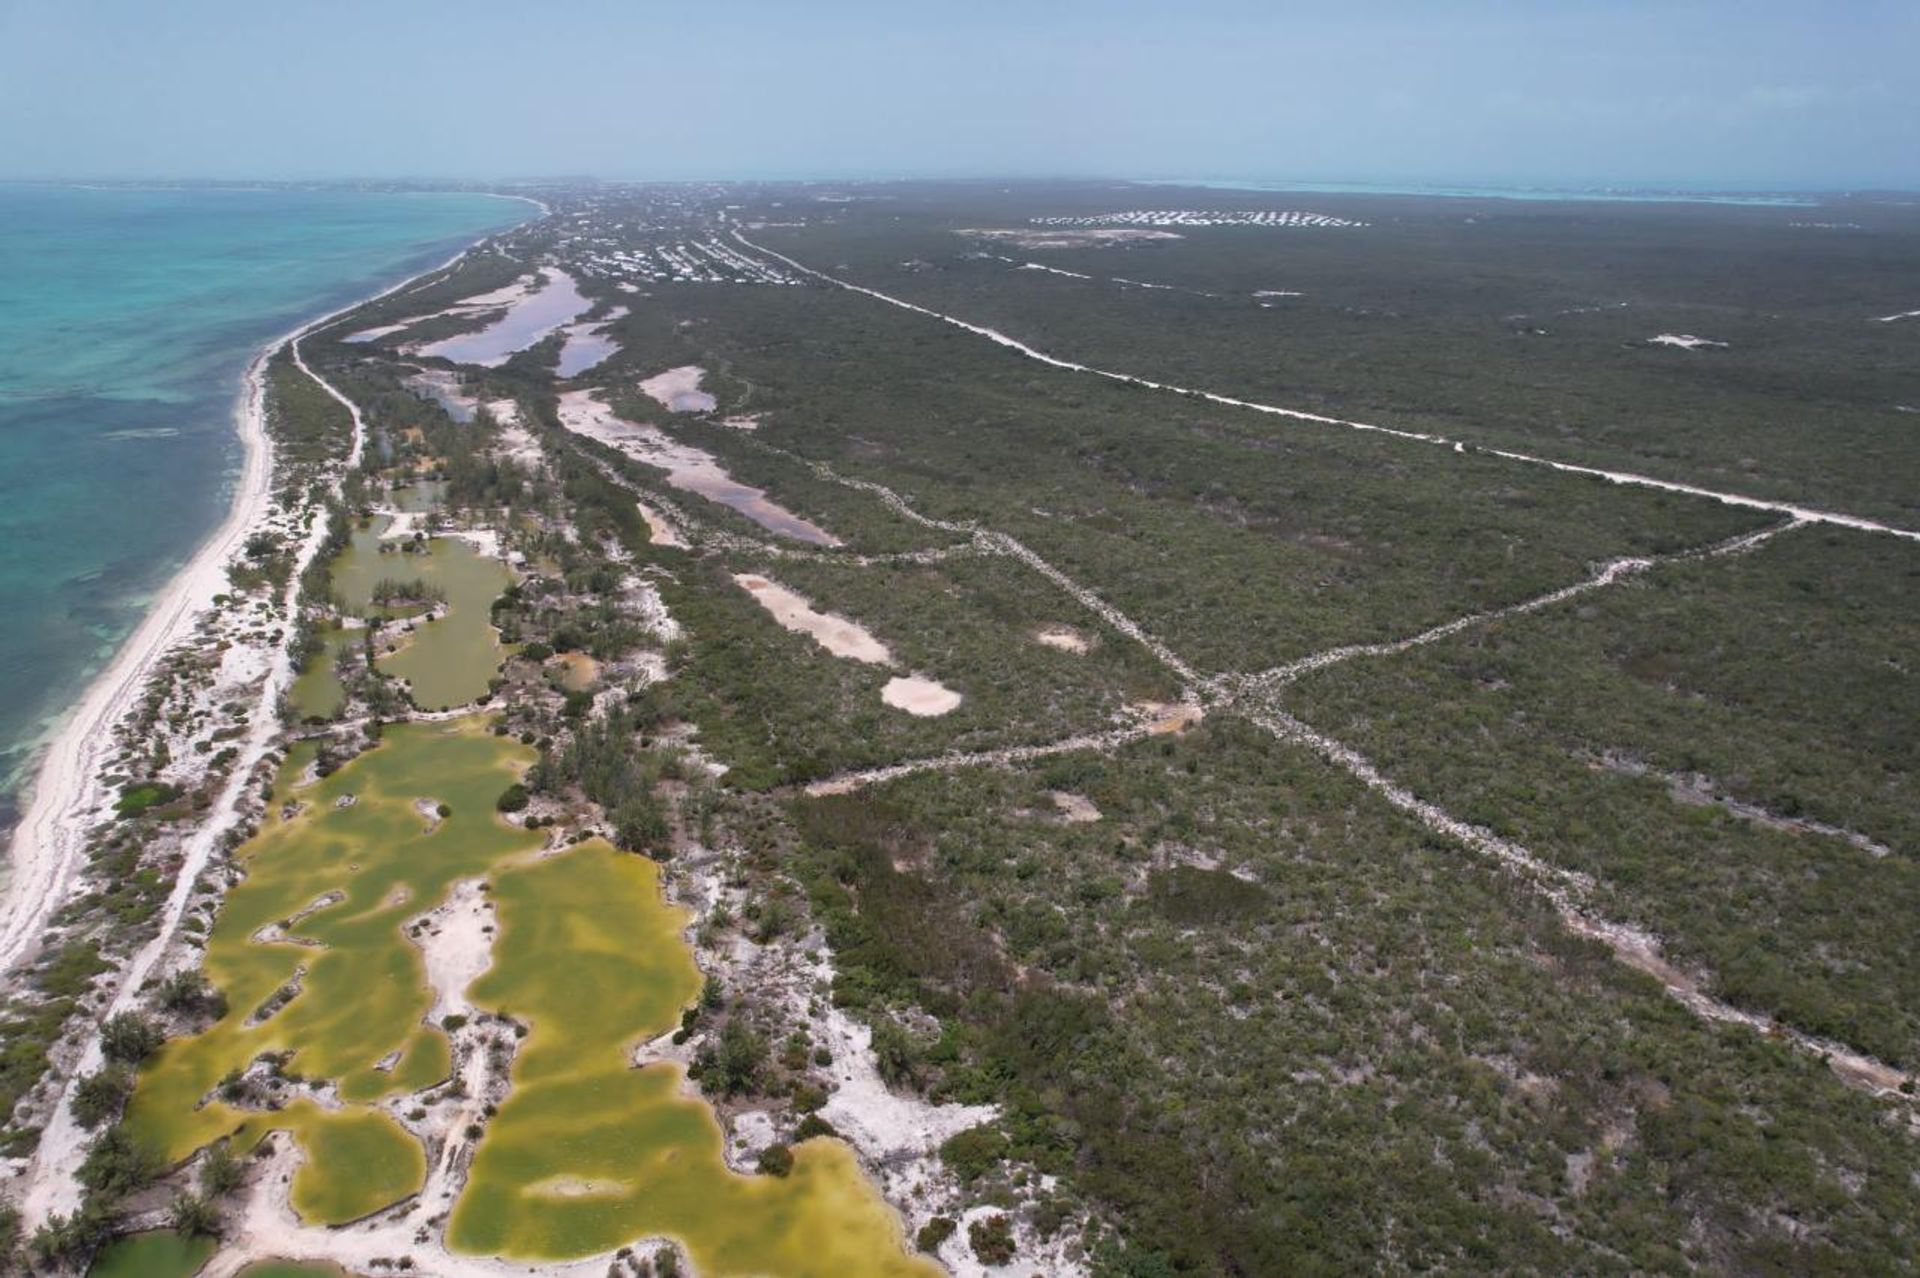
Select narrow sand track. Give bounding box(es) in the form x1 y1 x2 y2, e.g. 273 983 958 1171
722 440 1915 1112
1237 699 1919 1107
1227 518 1803 695
731 230 1920 544
22 331 371 1224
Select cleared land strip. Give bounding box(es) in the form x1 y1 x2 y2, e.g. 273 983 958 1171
721 419 1919 1110
1223 518 1803 695
1237 699 1918 1108
731 228 1920 544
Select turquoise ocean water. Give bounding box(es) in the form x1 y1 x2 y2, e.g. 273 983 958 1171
0 185 524 836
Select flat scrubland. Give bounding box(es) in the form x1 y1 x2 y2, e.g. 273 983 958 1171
9 182 1916 1277
747 183 1920 523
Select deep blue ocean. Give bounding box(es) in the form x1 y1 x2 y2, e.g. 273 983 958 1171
0 185 524 835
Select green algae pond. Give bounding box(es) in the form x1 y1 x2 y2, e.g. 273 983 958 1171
323 503 512 711
289 625 358 721
125 719 536 1223
125 718 935 1274
87 1230 215 1278
451 839 938 1275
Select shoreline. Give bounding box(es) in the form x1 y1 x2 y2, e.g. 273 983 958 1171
0 209 535 980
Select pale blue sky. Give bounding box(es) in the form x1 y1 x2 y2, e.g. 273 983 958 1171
1 0 1914 187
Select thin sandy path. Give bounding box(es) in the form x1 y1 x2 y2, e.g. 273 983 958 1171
730 229 1920 544
22 333 369 1224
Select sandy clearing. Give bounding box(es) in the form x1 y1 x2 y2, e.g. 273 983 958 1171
1649 333 1729 349
719 413 764 431
881 675 963 716
733 575 892 663
410 878 495 1024
639 364 719 413
635 498 688 548
1034 624 1091 653
1049 791 1102 823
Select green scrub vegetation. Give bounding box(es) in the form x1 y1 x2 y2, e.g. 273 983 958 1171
449 838 936 1276
124 719 538 1224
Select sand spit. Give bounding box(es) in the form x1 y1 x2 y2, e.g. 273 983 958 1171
881 676 963 716
556 389 840 545
733 575 892 663
639 364 719 413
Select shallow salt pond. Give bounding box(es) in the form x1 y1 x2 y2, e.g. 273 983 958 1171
405 368 477 422
639 364 718 413
448 839 937 1275
288 625 357 721
87 1230 215 1278
327 501 513 710
124 721 537 1224
558 390 839 546
554 307 627 377
418 269 593 367
123 722 932 1273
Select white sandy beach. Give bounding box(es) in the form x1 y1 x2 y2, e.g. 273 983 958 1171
1 211 541 1223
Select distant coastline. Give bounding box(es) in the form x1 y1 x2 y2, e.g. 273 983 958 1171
1138 177 1829 206
0 188 530 853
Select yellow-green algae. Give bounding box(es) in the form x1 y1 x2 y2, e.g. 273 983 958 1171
325 510 512 710
125 719 539 1224
289 626 357 721
124 724 931 1272
87 1230 216 1278
448 839 938 1276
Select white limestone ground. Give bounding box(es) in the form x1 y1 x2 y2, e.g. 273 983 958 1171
881 676 964 717
1648 333 1730 349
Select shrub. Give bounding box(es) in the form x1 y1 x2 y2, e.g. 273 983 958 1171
495 783 530 813
968 1213 1016 1265
916 1215 957 1253
70 1065 134 1130
101 1012 164 1064
756 1143 794 1177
